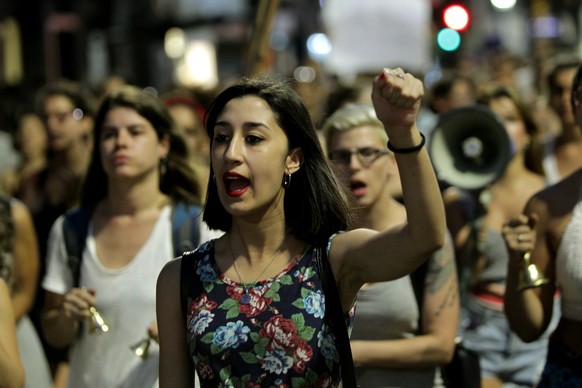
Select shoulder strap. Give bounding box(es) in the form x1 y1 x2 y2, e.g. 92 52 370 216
317 244 358 388
180 249 201 321
171 202 202 258
63 203 200 287
62 207 92 288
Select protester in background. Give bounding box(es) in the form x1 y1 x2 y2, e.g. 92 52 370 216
31 80 95 253
26 79 96 386
429 75 477 115
540 55 582 184
1 110 48 204
502 60 582 388
0 277 25 388
156 68 446 386
163 92 210 199
444 85 554 387
418 74 477 140
96 74 127 103
323 103 459 387
0 195 51 388
41 85 212 387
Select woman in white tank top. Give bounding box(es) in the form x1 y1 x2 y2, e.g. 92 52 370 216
40 86 204 388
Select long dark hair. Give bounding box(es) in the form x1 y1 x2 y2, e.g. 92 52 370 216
80 85 201 208
477 85 544 176
203 77 351 244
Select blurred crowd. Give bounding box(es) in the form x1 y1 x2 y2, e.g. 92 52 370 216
0 43 581 388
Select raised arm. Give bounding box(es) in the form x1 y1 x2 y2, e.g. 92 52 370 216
503 206 556 342
350 233 458 367
333 68 446 305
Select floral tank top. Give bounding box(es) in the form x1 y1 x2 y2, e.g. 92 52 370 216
0 196 14 289
182 239 355 387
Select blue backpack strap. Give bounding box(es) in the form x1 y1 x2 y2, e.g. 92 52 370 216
171 202 202 258
62 207 92 288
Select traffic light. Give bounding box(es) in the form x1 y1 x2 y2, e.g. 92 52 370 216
434 3 471 52
437 28 461 52
442 4 470 32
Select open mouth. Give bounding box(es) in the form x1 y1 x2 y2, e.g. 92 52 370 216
350 180 367 197
350 180 365 190
223 173 250 197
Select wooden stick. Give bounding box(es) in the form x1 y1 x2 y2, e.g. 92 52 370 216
245 0 280 77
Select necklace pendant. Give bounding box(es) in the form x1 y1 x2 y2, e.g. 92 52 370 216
240 292 252 305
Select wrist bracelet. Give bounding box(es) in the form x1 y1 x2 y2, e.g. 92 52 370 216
387 133 426 154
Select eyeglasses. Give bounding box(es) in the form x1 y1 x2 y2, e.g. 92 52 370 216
329 147 390 167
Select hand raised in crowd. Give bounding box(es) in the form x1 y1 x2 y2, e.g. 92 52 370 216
502 214 538 258
371 67 424 134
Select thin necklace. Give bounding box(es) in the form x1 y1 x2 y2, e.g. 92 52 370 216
227 234 285 304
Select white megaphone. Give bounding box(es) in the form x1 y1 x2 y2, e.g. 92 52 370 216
428 105 513 191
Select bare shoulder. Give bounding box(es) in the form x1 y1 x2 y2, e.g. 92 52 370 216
328 228 377 258
158 257 182 293
528 170 582 218
8 198 32 223
526 171 582 250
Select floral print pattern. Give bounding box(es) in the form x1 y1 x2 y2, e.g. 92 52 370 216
183 240 354 387
0 197 14 288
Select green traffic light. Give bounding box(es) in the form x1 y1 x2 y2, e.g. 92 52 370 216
437 28 461 52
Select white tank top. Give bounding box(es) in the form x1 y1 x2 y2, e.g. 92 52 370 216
555 184 582 321
43 205 174 388
542 136 562 185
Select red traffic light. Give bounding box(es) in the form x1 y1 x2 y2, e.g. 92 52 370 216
442 4 470 32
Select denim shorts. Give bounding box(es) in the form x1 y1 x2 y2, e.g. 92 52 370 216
459 293 556 386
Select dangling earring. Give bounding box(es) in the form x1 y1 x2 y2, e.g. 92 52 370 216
212 174 216 184
159 156 168 176
283 173 292 189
